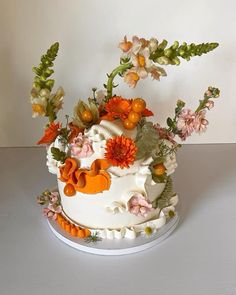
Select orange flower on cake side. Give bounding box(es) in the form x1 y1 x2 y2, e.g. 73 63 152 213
37 122 61 145
105 136 137 169
105 96 132 121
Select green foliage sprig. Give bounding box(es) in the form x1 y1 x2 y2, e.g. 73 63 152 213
195 86 220 112
51 147 67 164
150 41 219 65
84 232 102 243
32 42 59 91
152 177 175 209
167 99 186 133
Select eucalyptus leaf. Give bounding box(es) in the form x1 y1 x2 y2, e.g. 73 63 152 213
135 120 159 160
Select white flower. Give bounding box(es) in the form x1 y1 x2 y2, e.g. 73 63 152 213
50 87 64 112
149 38 159 53
31 96 48 118
130 47 153 79
95 89 107 104
162 205 176 219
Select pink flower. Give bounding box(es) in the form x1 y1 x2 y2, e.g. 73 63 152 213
43 207 58 220
194 110 209 133
70 133 94 158
49 191 59 204
48 204 62 214
128 193 153 218
154 124 176 144
176 109 198 140
205 100 214 110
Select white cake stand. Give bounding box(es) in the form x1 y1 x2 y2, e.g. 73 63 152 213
47 211 180 256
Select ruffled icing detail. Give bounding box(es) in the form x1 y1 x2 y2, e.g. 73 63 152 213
90 200 178 240
84 120 123 158
97 227 136 239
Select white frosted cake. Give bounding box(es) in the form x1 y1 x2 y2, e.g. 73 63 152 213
46 119 178 239
31 35 220 242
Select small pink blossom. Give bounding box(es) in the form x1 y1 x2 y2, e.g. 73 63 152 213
194 110 209 133
205 90 212 97
48 203 62 214
155 124 176 144
70 133 94 158
43 207 58 220
176 109 198 140
205 100 214 110
128 193 153 218
49 191 59 203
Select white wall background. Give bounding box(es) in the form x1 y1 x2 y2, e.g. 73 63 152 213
0 0 235 146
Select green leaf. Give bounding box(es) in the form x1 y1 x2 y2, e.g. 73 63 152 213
32 42 59 91
152 177 175 209
135 119 159 160
150 41 219 66
51 147 67 163
167 117 173 127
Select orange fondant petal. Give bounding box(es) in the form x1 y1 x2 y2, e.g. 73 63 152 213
91 159 110 171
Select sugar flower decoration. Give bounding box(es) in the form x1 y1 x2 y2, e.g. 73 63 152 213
104 96 131 120
194 110 209 133
70 133 94 158
37 122 61 145
105 135 137 168
31 88 49 118
123 70 140 88
128 193 153 218
176 109 198 140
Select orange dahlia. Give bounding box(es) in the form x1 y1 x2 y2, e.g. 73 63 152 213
105 96 132 120
37 122 61 145
105 136 137 169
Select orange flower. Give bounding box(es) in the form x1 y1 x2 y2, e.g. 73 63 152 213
37 122 61 145
105 136 137 169
105 96 132 120
118 35 133 52
124 71 140 88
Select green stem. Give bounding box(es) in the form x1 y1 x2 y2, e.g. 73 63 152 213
195 95 210 113
105 62 132 101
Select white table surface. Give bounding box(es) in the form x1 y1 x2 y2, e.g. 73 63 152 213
0 144 236 295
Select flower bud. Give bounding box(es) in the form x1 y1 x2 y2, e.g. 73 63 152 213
205 100 214 110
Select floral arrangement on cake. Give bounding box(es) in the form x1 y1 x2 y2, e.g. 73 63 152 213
30 36 220 242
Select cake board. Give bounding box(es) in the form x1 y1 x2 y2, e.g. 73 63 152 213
47 211 180 256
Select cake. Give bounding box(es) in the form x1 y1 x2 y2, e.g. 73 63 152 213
31 36 220 242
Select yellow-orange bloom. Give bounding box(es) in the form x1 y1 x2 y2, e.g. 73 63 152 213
105 136 137 169
118 36 133 53
105 96 132 120
124 71 140 88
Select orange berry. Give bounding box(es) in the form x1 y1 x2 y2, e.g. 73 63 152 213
123 118 136 130
153 163 166 176
128 111 141 123
131 98 146 113
70 226 78 237
65 223 71 232
84 228 91 238
77 229 85 238
64 183 76 197
81 110 93 122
